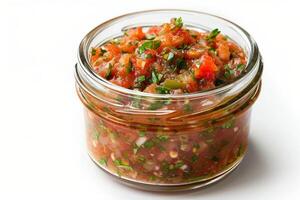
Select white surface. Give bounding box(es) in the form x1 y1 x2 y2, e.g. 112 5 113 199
1 0 300 199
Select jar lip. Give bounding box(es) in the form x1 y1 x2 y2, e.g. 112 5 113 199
78 9 261 99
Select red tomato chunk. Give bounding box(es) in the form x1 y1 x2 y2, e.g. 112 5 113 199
90 17 247 94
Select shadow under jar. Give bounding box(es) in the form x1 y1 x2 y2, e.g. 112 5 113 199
75 10 263 191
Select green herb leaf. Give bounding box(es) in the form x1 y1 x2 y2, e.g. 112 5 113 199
92 131 100 141
222 118 235 129
105 63 112 79
145 34 156 40
137 156 146 163
148 99 170 110
206 28 221 41
143 140 155 148
144 53 153 59
175 58 186 69
155 86 170 94
100 48 107 55
136 75 145 83
98 158 107 166
175 17 183 28
157 135 169 142
151 70 162 84
138 130 146 137
237 64 245 71
114 159 133 170
125 62 133 74
166 52 175 61
224 64 235 79
132 96 142 108
175 160 184 168
138 40 161 54
183 103 192 113
91 48 97 56
191 155 198 163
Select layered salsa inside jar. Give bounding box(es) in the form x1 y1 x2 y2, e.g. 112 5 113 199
79 17 257 185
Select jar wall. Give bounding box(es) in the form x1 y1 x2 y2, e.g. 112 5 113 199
83 101 251 185
76 10 263 190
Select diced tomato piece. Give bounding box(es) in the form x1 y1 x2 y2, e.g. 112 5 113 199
91 48 101 63
131 55 153 76
98 63 112 79
127 27 145 40
143 83 157 94
119 39 137 53
176 29 195 45
148 26 161 35
193 54 218 81
105 43 121 58
186 79 198 93
143 49 156 62
110 73 135 89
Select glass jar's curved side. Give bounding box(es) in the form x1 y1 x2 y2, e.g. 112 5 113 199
75 10 263 190
76 76 261 186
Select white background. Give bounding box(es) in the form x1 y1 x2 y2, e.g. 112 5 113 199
1 0 299 199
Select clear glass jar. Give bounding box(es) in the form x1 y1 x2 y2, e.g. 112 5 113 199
75 10 263 191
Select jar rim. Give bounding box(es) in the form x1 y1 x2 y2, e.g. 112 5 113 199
77 9 261 99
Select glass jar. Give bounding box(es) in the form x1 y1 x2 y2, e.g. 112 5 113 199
75 10 263 191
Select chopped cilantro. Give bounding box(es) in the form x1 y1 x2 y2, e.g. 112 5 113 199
105 63 112 78
175 17 183 28
155 86 170 94
224 64 235 79
143 140 155 148
166 52 175 61
144 53 153 59
92 131 100 141
100 48 107 55
222 118 235 129
138 130 146 137
91 48 97 56
148 100 170 110
151 70 162 84
206 28 221 41
98 158 107 166
175 58 186 69
138 40 161 54
114 159 133 170
175 160 184 168
136 75 145 83
157 135 169 142
132 97 142 108
183 103 192 113
191 155 198 163
137 156 146 163
237 63 245 71
125 62 133 74
145 34 156 40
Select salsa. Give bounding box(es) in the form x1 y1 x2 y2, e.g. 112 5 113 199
90 17 247 94
76 15 262 187
84 103 252 184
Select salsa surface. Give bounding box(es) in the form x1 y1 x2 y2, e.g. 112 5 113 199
90 17 247 94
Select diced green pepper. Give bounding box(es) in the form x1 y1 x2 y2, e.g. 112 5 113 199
163 79 185 89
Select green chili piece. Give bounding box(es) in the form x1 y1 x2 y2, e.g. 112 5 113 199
163 79 185 89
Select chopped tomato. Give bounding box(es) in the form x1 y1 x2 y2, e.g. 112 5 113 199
127 27 145 40
193 55 218 81
90 17 246 93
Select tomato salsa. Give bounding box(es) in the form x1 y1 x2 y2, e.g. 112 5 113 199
76 13 262 189
90 17 247 94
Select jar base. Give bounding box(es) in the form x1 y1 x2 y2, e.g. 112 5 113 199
88 153 244 192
